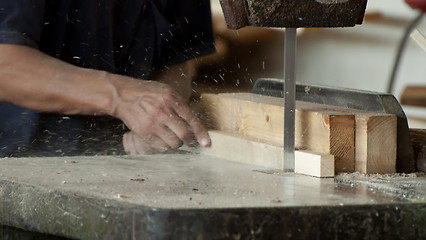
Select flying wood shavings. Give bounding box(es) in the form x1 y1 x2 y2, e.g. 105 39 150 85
114 194 131 199
130 178 146 182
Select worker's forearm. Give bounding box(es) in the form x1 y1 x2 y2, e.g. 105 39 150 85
0 44 211 153
0 44 118 115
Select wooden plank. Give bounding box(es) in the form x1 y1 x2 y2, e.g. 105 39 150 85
200 93 355 173
355 114 397 174
201 130 284 170
200 130 334 178
400 86 426 107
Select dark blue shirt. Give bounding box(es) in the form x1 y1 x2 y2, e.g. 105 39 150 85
0 0 215 157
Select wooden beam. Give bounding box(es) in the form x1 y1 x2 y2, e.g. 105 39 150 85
200 93 355 173
200 130 334 178
354 114 397 174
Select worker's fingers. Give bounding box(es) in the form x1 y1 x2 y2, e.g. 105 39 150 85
139 133 172 153
117 98 172 142
123 131 171 155
154 124 184 149
163 111 197 146
111 78 210 150
167 97 211 147
141 102 190 148
187 114 211 147
123 132 154 155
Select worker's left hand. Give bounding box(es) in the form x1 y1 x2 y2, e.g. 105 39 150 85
123 131 177 154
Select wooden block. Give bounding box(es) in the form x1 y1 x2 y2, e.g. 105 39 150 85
326 107 397 174
295 151 335 178
201 130 334 178
200 93 355 173
355 114 397 174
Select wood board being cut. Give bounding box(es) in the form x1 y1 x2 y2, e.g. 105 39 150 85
200 93 355 173
200 92 397 174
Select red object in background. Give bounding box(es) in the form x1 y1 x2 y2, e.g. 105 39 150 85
405 0 426 12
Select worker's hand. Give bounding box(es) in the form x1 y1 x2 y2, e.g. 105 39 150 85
0 45 209 154
108 76 210 154
123 131 177 154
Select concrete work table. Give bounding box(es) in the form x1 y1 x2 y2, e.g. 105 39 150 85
0 154 425 239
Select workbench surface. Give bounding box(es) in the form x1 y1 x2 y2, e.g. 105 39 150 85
0 154 425 239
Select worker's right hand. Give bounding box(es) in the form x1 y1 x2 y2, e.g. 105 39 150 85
107 75 211 154
122 131 175 155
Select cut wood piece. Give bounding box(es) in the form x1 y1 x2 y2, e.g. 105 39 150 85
200 93 355 173
297 108 355 173
200 130 334 178
355 114 397 174
295 150 335 178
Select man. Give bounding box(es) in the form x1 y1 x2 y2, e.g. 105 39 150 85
0 0 215 157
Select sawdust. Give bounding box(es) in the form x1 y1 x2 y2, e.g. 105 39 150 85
336 172 426 201
337 172 423 180
130 178 146 182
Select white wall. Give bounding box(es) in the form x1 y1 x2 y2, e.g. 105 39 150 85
297 1 425 98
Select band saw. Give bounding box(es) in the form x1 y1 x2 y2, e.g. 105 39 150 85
1 1 425 239
219 0 416 173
